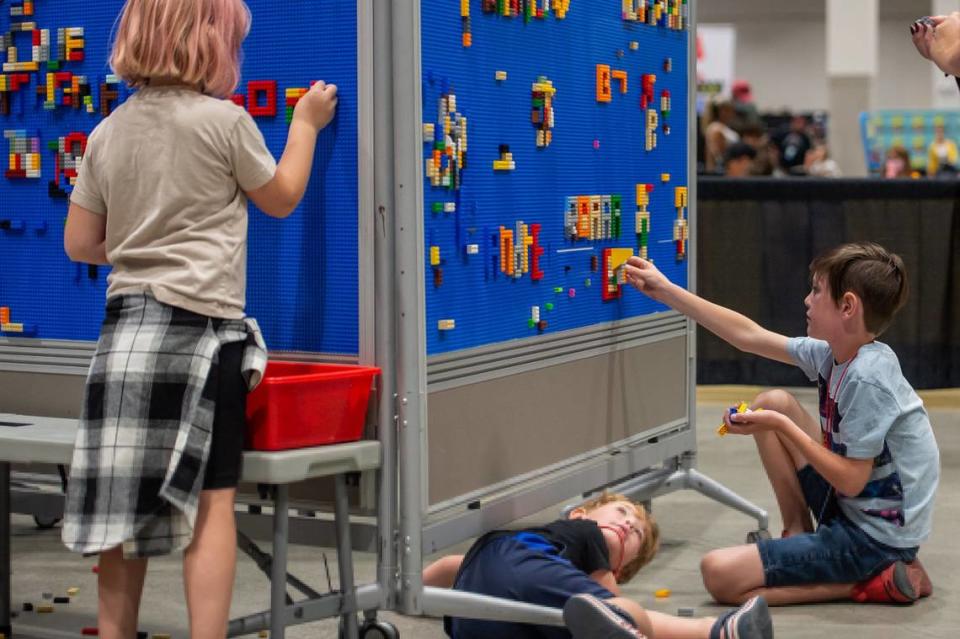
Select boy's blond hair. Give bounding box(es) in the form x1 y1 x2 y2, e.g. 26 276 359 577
809 241 908 336
578 491 660 584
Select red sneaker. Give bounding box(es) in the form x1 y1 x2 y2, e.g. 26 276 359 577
851 561 926 604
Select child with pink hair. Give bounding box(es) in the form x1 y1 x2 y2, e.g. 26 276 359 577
61 1 338 637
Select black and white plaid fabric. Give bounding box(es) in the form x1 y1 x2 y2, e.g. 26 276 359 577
62 293 267 558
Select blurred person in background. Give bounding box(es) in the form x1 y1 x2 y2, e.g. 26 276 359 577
732 79 763 131
723 142 757 178
884 146 913 178
804 143 842 178
926 121 958 176
703 99 740 174
775 114 812 175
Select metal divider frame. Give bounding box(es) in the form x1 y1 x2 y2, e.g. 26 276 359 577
384 0 768 630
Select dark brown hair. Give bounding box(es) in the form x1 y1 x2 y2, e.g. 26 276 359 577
809 242 908 336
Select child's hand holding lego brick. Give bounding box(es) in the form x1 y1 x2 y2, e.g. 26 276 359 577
717 401 763 437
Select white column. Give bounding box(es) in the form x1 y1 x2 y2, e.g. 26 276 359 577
932 0 960 108
826 0 877 177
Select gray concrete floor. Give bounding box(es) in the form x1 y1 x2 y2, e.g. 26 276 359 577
8 388 958 638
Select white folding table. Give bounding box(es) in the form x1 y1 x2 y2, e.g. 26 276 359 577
0 413 382 639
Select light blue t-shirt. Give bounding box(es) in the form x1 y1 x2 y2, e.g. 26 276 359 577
788 337 940 549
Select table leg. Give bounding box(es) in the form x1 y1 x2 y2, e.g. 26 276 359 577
334 475 359 639
270 485 288 639
1 461 12 639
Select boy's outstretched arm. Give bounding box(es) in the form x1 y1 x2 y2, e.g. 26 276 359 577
623 257 793 365
423 555 464 589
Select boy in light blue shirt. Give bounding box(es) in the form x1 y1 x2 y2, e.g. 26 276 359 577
623 242 939 605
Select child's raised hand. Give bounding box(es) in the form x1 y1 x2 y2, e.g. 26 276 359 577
911 15 942 61
293 80 339 132
912 13 960 76
623 256 670 300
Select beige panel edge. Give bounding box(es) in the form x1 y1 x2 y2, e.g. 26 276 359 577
428 336 687 505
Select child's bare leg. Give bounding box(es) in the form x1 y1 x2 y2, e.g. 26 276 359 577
644 610 713 639
606 597 653 636
741 582 854 606
750 389 820 535
97 546 148 639
423 554 464 588
184 487 238 639
702 543 768 604
702 543 853 605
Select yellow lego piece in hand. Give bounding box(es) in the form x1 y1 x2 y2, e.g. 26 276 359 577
717 401 760 437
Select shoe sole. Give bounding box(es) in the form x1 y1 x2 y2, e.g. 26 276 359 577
724 596 774 639
892 561 919 602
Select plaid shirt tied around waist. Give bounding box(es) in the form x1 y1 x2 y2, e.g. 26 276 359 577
62 293 267 558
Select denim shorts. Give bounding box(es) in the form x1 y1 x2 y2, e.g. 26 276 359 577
757 465 918 588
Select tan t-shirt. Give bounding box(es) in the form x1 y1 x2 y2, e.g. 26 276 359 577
70 86 277 319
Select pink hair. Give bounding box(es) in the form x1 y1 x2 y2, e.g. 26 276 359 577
110 0 251 99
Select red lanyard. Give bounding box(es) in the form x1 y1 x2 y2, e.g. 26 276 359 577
598 524 627 578
825 354 856 434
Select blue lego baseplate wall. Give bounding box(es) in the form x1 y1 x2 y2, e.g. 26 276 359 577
421 0 690 355
0 0 358 355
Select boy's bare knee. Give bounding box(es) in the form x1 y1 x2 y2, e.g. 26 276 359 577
701 550 747 604
700 551 729 599
752 388 794 412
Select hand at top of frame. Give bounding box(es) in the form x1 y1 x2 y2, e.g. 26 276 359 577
912 13 960 76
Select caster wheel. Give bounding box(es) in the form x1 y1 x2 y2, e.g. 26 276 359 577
745 529 771 544
360 619 399 639
33 516 61 529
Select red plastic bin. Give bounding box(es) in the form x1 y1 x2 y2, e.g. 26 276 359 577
245 361 380 451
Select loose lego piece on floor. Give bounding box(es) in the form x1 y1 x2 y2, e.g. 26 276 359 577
654 588 671 598
41 592 53 600
258 632 268 639
677 607 695 617
67 587 79 596
137 631 147 639
82 627 99 636
53 596 69 604
36 604 54 613
152 633 171 639
22 602 33 611
438 319 455 331
495 70 507 81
